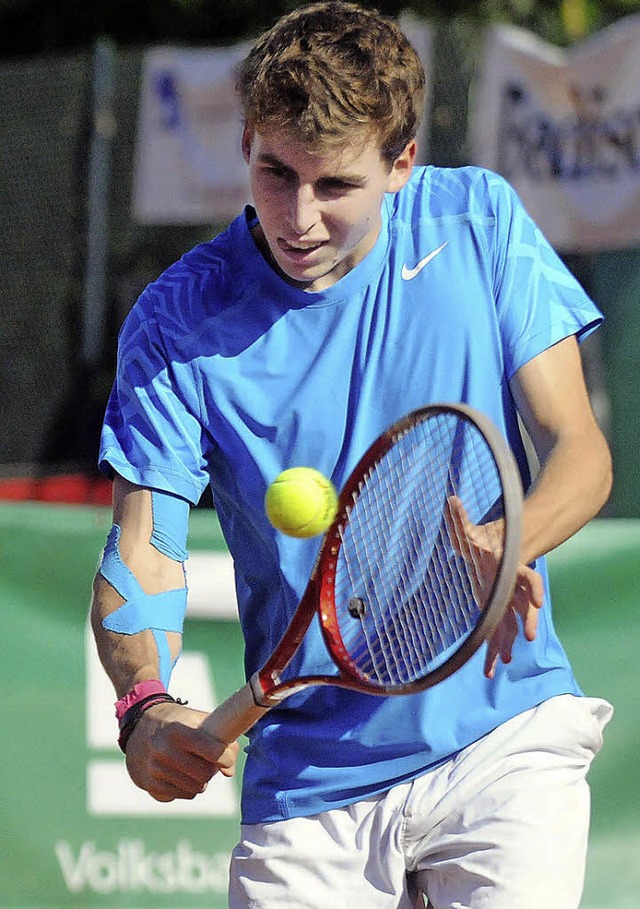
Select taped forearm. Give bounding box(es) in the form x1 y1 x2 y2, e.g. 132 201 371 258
96 488 191 689
90 572 169 697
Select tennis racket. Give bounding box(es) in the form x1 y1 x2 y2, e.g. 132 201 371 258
201 403 523 744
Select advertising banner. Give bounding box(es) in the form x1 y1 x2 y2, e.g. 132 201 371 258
132 44 252 224
1 503 243 908
470 16 640 251
2 502 639 907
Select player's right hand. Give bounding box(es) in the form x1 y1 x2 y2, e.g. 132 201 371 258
124 701 240 803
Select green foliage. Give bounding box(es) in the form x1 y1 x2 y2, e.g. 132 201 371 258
1 0 638 58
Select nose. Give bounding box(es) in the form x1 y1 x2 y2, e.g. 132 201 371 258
288 183 319 236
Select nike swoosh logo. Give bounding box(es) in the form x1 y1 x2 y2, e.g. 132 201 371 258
401 241 449 280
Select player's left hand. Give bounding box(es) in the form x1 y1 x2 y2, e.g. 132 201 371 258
446 495 544 678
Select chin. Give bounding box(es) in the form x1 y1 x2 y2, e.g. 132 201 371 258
276 261 327 288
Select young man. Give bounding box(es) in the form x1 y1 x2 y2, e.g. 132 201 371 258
91 3 613 907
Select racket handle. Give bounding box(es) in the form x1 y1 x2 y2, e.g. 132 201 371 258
200 679 270 744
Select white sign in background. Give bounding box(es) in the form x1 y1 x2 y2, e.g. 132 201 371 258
470 16 640 252
132 45 252 224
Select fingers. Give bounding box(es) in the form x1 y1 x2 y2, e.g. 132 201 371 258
447 496 505 554
445 495 472 559
484 565 545 677
484 607 519 678
188 728 240 779
446 500 546 677
447 493 545 678
143 769 208 804
512 565 544 639
126 739 211 802
124 703 240 803
210 740 240 778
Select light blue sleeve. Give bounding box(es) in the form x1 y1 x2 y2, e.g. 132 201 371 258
99 287 211 504
486 172 603 378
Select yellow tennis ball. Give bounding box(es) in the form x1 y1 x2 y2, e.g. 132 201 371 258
265 467 338 538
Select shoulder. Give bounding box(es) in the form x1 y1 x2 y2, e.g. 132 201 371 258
114 228 237 362
147 225 239 323
391 165 520 223
119 208 260 367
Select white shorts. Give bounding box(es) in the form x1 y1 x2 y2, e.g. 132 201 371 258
228 695 613 909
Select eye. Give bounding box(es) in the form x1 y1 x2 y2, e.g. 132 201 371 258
318 178 359 196
262 164 291 181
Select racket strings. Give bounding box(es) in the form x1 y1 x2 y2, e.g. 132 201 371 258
342 462 431 683
341 494 404 684
332 413 505 688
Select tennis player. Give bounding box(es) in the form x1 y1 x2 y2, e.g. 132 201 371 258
90 3 614 907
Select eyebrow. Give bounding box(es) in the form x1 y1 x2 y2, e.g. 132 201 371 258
257 152 290 168
256 151 368 187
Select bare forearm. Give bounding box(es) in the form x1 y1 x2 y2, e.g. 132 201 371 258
509 336 613 566
521 426 612 565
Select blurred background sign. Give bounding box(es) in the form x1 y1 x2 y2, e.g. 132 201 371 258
132 44 252 224
471 17 640 251
1 503 244 908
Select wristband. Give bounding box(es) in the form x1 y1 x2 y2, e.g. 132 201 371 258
115 680 167 721
117 692 180 753
115 681 188 754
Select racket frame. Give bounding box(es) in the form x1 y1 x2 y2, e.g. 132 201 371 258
250 402 523 706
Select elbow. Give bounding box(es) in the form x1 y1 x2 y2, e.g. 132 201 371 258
602 453 614 510
89 572 104 631
594 433 614 516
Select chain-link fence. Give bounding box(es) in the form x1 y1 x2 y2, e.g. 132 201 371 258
1 45 210 471
1 52 90 465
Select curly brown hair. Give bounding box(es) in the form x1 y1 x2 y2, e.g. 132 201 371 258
236 1 426 163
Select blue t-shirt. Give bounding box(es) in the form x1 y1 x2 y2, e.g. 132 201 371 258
100 166 602 823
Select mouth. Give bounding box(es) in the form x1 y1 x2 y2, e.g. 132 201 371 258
277 238 327 261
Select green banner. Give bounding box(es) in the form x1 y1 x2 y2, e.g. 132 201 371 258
1 503 639 907
2 503 243 908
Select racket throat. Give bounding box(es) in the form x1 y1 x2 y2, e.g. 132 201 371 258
249 671 273 707
250 670 319 707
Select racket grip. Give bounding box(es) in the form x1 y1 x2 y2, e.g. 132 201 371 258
200 680 270 744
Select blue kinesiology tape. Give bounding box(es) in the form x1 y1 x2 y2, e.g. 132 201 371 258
150 489 189 561
100 487 190 688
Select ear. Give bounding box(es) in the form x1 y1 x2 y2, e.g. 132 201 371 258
386 140 417 193
241 126 253 164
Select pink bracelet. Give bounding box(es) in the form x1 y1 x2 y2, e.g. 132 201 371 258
115 680 167 722
117 692 180 753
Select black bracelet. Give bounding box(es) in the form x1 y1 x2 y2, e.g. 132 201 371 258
118 693 187 754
